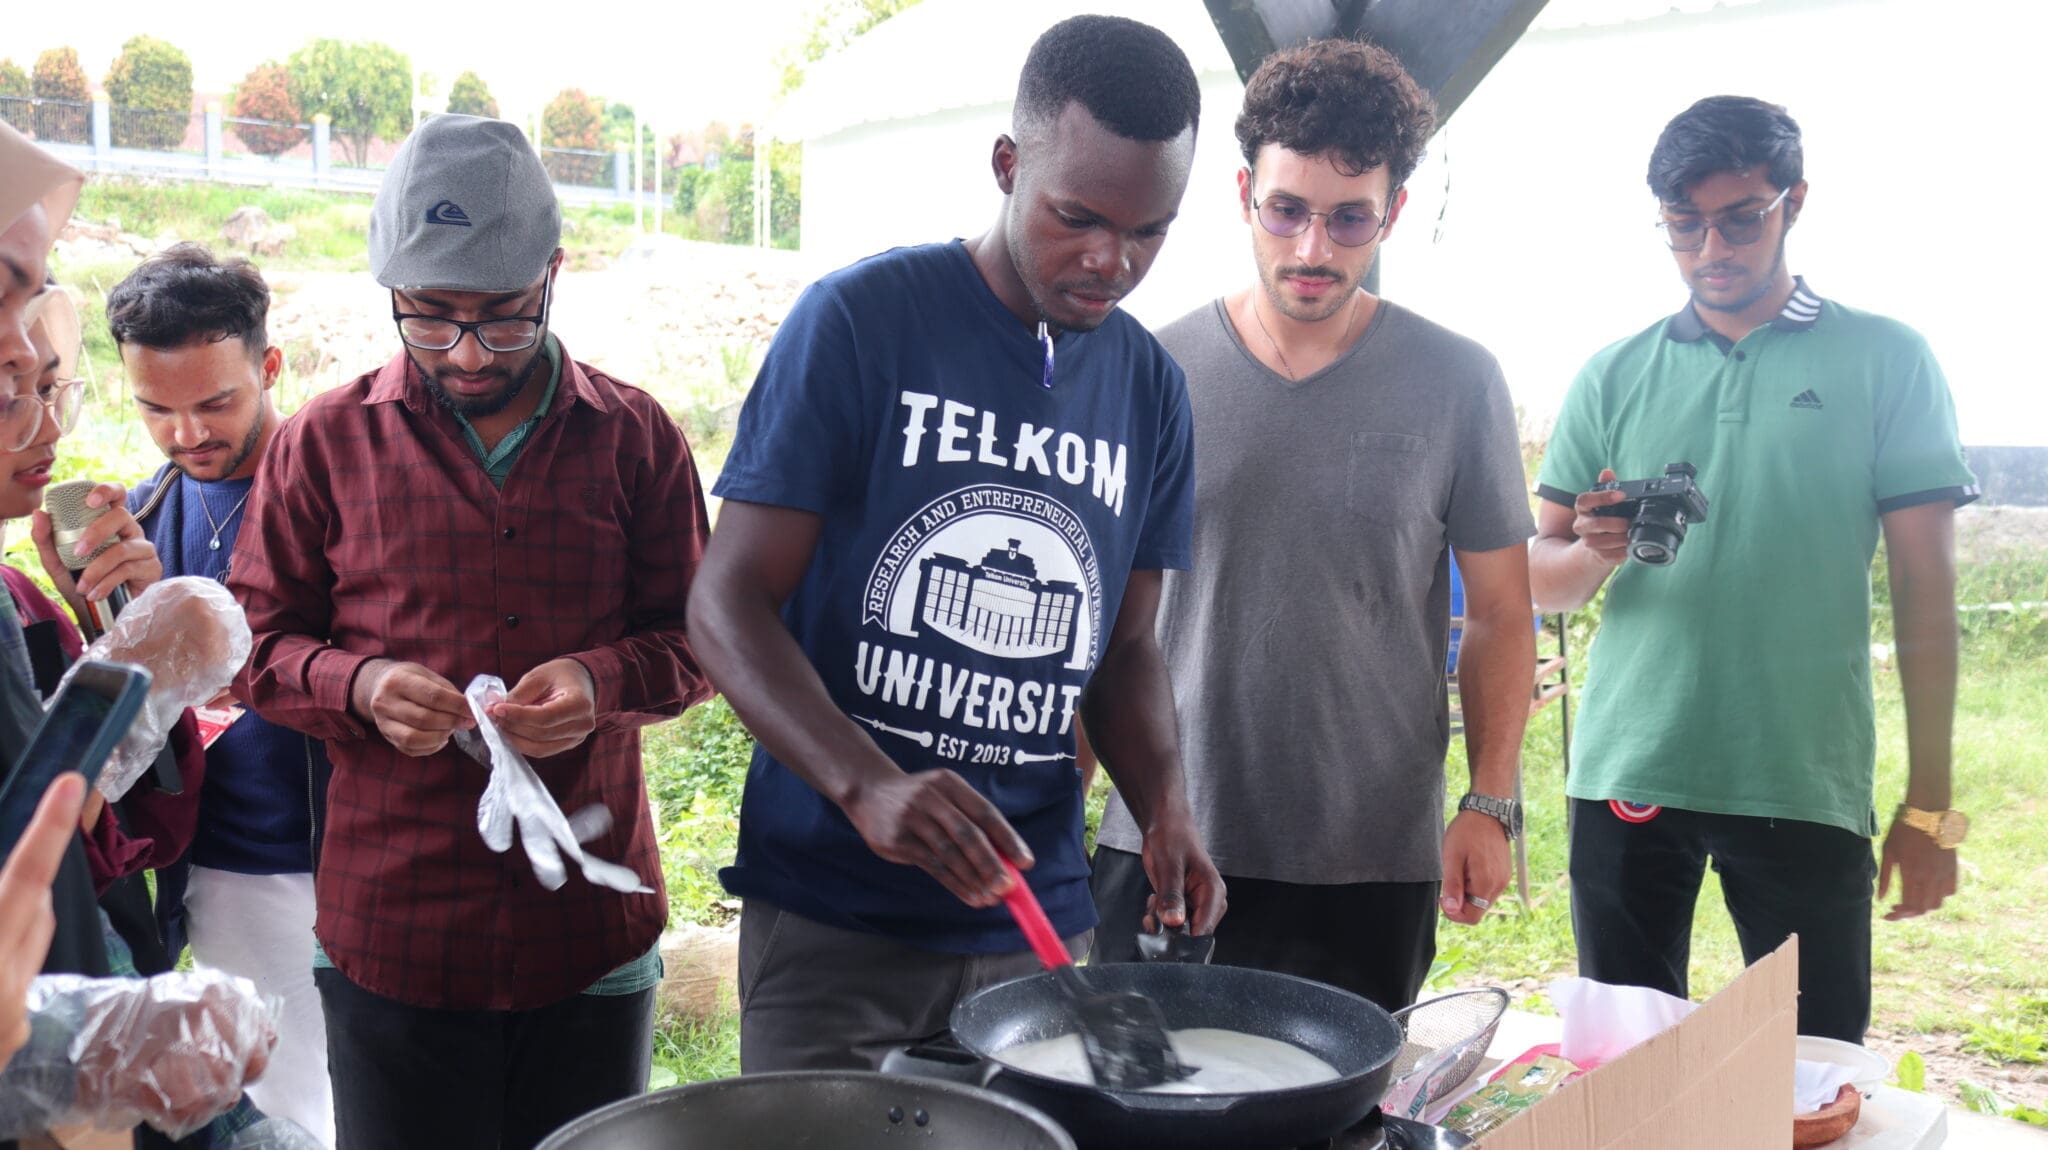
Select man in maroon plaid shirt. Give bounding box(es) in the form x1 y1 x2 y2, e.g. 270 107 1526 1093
230 114 712 1149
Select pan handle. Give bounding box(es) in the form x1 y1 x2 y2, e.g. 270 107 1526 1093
1135 923 1217 965
882 1041 1004 1089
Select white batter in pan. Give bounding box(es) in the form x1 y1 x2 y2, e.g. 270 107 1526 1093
995 1028 1341 1094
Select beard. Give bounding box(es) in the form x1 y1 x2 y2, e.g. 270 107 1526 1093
1691 231 1788 315
173 408 267 482
1256 245 1363 324
412 341 547 419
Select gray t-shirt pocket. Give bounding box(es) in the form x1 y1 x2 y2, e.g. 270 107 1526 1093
1348 431 1432 521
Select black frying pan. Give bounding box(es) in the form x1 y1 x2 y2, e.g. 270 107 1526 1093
884 962 1403 1150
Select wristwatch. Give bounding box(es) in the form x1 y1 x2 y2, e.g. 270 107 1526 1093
1896 805 1969 849
1458 793 1523 841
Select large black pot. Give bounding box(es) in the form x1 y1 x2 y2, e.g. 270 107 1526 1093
883 962 1404 1150
535 1070 1077 1149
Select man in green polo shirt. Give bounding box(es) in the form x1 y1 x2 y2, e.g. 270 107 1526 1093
1530 96 1976 1044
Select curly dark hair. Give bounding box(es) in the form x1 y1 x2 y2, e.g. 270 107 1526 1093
1647 96 1802 205
1235 39 1435 187
1015 15 1201 143
106 242 270 355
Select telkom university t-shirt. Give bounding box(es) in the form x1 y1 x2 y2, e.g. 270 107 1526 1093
715 242 1195 952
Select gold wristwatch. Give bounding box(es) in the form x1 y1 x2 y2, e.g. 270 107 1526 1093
1896 805 1969 849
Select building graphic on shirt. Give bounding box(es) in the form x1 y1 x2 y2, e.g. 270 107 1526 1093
917 539 1082 664
863 483 1103 673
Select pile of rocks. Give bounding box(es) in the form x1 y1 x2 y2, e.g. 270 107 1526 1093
52 219 172 264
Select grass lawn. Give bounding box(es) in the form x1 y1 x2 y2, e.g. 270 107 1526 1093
1437 549 2048 1115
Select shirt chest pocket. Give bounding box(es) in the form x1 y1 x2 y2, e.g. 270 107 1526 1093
1347 431 1435 525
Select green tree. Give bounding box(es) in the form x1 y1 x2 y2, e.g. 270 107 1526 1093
31 47 91 143
0 59 28 135
446 70 498 119
104 35 194 149
230 62 306 157
777 0 924 96
763 1 915 247
601 101 654 190
286 39 412 167
541 88 606 186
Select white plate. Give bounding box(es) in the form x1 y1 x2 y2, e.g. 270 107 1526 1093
1796 1035 1893 1092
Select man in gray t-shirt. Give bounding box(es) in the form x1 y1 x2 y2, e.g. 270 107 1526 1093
1091 40 1537 1011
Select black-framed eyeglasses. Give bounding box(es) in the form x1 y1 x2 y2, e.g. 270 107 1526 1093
1251 192 1390 248
0 377 86 452
1656 186 1791 252
391 276 552 352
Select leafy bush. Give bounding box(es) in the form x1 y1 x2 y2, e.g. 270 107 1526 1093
680 160 802 248
672 166 711 216
0 59 29 135
445 70 498 119
32 47 88 101
229 62 305 156
643 698 754 926
104 35 193 149
286 39 411 167
31 47 90 143
541 88 607 186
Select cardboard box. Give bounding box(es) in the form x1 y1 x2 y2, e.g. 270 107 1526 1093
1478 937 1799 1149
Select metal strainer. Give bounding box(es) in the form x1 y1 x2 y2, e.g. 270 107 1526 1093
1384 988 1511 1112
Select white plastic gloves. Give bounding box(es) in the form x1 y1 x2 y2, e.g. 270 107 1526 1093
460 675 650 895
57 578 251 800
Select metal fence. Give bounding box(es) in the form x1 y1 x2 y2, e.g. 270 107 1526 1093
18 98 663 208
0 96 91 144
539 145 615 189
223 115 310 158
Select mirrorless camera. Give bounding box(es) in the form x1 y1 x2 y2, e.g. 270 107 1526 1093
1591 462 1710 567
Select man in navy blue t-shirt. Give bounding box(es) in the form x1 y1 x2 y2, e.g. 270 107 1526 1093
109 245 335 1143
691 14 1228 1071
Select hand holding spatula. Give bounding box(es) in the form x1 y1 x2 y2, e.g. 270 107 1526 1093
1000 859 1196 1090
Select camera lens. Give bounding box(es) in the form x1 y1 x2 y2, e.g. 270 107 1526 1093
1632 536 1677 565
1629 505 1687 566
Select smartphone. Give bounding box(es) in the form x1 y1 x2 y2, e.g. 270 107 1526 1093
0 660 152 853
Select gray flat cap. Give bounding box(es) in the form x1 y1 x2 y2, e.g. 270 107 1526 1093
369 114 560 292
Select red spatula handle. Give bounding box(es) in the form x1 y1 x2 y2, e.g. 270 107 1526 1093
1001 859 1074 970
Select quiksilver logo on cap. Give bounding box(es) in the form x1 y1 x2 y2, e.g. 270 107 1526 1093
425 200 472 227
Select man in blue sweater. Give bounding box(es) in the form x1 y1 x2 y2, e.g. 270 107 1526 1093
108 245 333 1145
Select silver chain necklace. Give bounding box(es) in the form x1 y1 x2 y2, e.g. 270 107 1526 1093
195 480 252 553
1249 291 1362 382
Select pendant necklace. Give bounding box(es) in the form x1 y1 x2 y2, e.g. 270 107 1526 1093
197 482 251 552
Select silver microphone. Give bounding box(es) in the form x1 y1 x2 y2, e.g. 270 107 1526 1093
45 478 131 638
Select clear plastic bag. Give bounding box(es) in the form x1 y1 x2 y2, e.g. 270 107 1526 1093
56 578 252 801
0 970 279 1139
459 675 651 894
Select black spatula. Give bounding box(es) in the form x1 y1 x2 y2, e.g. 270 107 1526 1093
1000 859 1196 1090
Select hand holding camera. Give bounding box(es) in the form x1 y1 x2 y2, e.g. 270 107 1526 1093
1577 462 1711 568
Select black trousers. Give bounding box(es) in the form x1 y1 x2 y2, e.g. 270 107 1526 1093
316 966 655 1150
1568 798 1876 1043
1089 846 1439 1014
